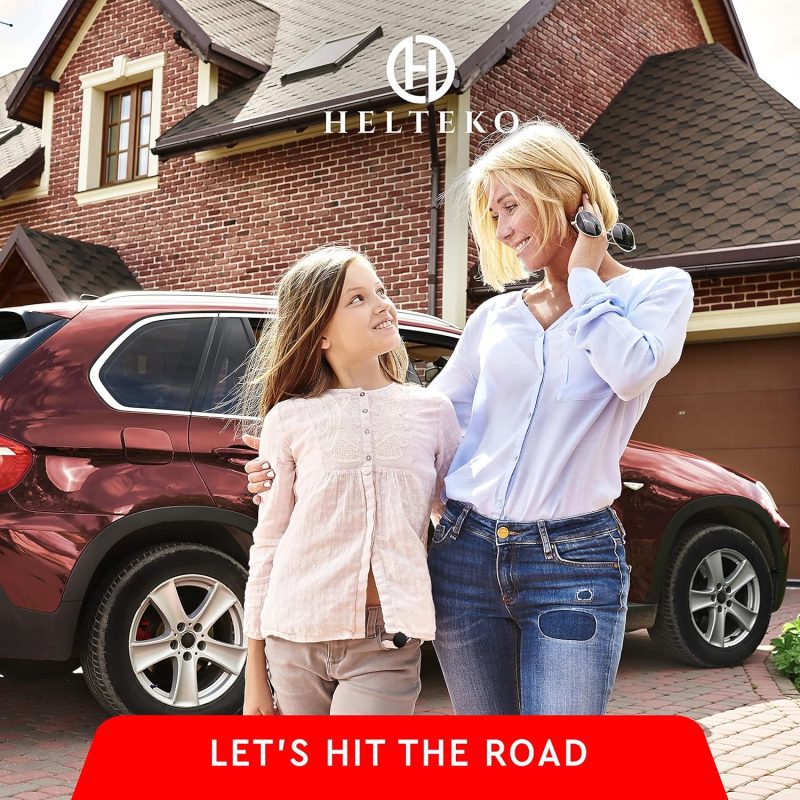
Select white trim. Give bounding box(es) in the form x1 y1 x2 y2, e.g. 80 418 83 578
687 303 800 343
193 98 451 163
440 89 471 327
689 0 715 44
197 61 219 107
75 175 158 205
0 91 54 206
77 52 166 193
52 0 109 81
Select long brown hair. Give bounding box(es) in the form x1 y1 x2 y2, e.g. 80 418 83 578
236 246 409 435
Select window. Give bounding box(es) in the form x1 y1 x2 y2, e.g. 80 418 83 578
282 27 382 83
98 317 212 412
193 316 271 415
77 52 165 203
102 81 152 185
403 336 456 387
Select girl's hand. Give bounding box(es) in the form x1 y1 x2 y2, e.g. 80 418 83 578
567 193 608 275
242 434 273 504
243 673 278 715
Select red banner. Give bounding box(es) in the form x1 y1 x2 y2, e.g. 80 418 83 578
72 714 725 799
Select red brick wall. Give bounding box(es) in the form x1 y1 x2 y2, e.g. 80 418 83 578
7 0 786 321
0 0 444 311
471 0 706 145
692 270 800 311
466 0 710 314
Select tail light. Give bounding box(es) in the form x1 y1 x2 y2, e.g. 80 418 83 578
0 434 33 492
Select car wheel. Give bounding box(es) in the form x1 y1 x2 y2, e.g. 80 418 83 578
81 543 249 715
0 658 80 679
649 524 772 667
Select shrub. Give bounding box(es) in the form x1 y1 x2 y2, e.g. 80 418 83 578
771 615 800 690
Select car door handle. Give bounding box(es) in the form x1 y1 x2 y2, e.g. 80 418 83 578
212 446 257 462
623 481 645 491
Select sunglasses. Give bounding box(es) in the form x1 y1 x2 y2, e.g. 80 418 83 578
571 210 636 253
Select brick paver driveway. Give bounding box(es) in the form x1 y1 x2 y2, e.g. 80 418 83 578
2 588 800 799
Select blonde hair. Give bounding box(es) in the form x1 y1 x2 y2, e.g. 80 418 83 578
236 246 409 435
466 120 619 291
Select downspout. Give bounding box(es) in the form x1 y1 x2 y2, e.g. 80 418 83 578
426 102 441 317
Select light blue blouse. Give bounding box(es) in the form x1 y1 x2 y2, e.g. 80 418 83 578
429 266 695 521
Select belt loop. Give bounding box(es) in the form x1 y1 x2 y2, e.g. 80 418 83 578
450 504 471 540
538 520 554 559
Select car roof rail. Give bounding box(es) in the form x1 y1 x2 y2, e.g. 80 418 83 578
91 290 460 329
94 290 279 306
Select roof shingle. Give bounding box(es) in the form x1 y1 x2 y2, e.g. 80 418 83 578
581 44 800 258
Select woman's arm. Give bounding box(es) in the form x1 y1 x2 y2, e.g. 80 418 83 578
428 306 486 433
430 393 462 524
566 267 694 401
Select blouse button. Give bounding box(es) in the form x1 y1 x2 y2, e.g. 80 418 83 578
366 455 372 461
359 391 365 397
364 429 370 434
362 409 368 414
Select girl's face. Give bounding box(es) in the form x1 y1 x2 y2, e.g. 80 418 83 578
321 256 401 361
488 177 564 269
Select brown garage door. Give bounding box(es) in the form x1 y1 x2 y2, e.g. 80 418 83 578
632 335 800 578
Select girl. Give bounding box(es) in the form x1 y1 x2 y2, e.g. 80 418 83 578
246 120 694 716
239 245 460 716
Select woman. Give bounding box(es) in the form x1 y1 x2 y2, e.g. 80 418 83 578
239 246 460 716
245 120 694 715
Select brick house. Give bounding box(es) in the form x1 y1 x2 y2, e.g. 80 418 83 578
1 0 798 570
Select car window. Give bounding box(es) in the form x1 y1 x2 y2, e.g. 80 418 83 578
99 316 212 411
195 317 255 415
193 315 272 415
403 335 455 386
0 311 68 382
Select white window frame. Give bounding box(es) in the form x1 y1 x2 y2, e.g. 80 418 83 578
75 52 165 205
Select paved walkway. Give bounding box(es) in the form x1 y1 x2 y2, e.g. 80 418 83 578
2 588 800 798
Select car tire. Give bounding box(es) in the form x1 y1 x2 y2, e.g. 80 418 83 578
648 524 772 667
0 658 80 679
80 543 249 715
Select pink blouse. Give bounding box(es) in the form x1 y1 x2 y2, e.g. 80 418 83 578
242 382 461 643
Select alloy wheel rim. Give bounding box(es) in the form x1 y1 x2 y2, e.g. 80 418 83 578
128 574 246 708
688 548 760 648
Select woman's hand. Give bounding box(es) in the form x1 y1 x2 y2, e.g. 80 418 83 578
242 433 273 504
567 193 609 275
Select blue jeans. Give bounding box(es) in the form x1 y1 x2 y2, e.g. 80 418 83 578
428 499 630 715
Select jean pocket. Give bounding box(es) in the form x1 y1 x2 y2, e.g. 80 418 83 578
431 516 455 545
431 503 466 546
551 530 620 567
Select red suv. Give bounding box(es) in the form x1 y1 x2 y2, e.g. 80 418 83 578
0 291 790 715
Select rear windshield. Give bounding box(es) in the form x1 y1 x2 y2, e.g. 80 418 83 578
0 311 68 382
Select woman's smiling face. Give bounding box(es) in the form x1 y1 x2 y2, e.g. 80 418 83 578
488 178 564 269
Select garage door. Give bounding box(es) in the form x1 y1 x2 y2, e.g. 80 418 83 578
632 335 800 578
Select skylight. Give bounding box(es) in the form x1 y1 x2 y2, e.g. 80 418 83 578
281 26 383 84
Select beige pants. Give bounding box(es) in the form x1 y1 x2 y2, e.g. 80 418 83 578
263 606 422 715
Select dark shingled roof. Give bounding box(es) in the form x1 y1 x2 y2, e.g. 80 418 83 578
7 0 280 126
0 70 44 198
153 0 561 155
0 226 141 301
582 43 800 260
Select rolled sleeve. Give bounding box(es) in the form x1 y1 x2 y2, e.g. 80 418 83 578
566 267 694 401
